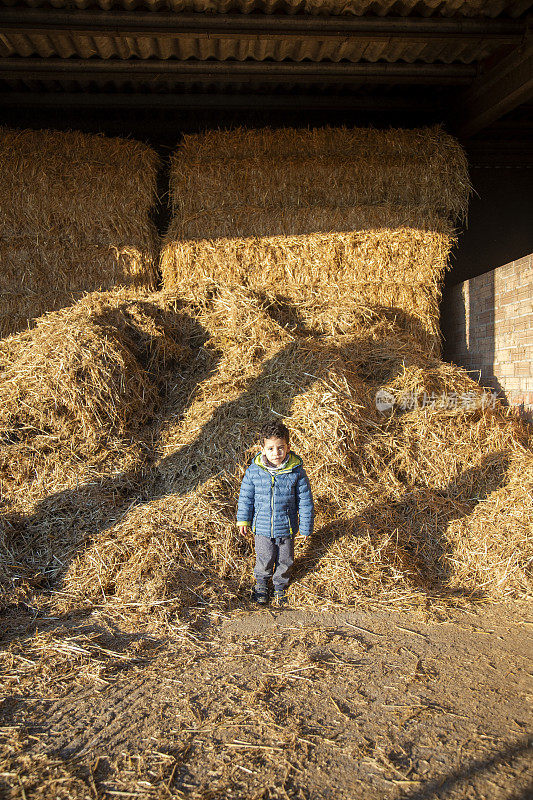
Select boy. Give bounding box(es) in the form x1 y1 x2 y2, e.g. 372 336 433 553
237 420 314 606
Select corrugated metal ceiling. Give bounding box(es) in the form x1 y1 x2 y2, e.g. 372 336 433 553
0 0 531 143
1 1 530 17
0 30 502 64
2 0 530 70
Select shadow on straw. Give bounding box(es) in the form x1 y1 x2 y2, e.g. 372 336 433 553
294 452 511 596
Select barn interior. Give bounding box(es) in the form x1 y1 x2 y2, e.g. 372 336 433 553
1 11 532 798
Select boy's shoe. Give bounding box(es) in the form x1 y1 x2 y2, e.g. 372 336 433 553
273 588 287 607
253 586 269 605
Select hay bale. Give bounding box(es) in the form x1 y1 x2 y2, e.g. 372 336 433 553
0 127 160 337
172 126 469 218
161 125 469 352
164 213 452 288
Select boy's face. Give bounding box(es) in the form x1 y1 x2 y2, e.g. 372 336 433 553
262 436 289 467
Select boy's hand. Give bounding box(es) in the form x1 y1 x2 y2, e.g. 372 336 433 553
238 524 250 538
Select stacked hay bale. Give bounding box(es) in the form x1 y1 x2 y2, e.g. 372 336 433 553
161 126 470 353
0 127 160 337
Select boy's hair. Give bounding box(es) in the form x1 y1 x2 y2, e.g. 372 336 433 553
260 419 290 444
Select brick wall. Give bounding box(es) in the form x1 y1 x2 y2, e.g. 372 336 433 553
442 254 533 417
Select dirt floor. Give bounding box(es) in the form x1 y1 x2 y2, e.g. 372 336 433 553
0 599 532 800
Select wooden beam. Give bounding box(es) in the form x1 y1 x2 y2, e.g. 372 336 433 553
0 91 441 111
0 58 477 85
457 39 533 138
0 9 525 41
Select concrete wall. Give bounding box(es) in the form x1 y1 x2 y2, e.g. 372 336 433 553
442 253 533 418
446 167 533 287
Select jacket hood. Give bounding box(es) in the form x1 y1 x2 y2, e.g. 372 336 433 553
253 451 303 474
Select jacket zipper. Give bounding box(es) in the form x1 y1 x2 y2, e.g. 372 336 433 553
270 475 275 538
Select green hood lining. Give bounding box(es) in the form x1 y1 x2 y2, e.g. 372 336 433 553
253 451 303 474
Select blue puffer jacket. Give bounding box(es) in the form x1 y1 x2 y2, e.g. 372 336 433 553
237 452 314 539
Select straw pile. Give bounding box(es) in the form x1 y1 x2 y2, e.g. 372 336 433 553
0 127 160 337
0 288 200 597
161 126 470 353
59 284 531 611
1 126 531 617
1 284 531 612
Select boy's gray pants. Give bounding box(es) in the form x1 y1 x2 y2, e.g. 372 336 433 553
254 535 294 590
